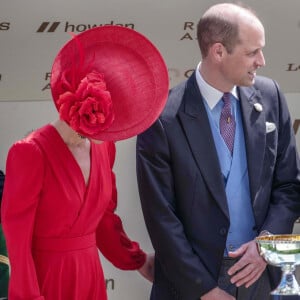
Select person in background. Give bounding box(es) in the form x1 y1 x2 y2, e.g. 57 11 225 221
1 25 169 300
0 170 9 300
136 2 300 300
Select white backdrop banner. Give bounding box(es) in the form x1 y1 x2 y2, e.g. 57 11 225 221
1 0 300 299
0 0 300 102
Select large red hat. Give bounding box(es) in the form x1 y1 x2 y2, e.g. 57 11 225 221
50 25 169 141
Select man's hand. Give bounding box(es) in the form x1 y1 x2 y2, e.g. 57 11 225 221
201 287 235 300
228 239 267 288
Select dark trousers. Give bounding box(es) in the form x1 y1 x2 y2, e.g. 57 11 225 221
218 257 271 299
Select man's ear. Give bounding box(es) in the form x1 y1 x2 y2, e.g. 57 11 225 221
210 42 226 62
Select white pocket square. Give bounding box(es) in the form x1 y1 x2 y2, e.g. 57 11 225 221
266 122 276 133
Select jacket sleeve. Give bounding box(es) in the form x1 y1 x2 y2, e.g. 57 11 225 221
1 141 45 300
259 80 300 233
96 142 146 270
136 119 217 298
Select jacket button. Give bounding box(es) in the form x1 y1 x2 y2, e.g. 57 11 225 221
219 228 227 236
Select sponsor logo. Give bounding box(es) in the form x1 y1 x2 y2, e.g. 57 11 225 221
287 64 300 72
41 72 51 91
106 278 115 291
36 20 134 33
168 67 194 83
43 68 194 91
0 22 10 31
180 21 197 41
37 21 60 33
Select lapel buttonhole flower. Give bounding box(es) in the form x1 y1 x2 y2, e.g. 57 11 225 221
254 103 263 112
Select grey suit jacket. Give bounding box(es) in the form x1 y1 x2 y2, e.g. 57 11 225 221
136 72 300 299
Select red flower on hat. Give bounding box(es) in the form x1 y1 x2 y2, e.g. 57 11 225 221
57 71 115 137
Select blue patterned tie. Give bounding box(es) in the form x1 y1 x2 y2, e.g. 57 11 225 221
220 93 235 154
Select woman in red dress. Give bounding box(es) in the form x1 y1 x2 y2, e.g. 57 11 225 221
1 26 169 300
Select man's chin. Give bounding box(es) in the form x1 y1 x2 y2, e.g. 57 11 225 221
240 78 256 87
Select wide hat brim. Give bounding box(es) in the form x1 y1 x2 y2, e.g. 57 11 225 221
51 25 169 141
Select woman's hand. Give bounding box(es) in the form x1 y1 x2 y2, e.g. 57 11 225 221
138 252 155 282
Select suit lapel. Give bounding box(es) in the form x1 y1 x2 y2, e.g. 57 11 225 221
239 86 266 203
178 74 229 219
177 74 267 217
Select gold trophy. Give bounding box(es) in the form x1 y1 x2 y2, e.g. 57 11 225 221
256 234 300 300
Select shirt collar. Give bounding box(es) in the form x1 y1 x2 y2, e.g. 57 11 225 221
195 62 239 109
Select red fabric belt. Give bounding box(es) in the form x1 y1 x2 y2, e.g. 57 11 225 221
32 233 96 252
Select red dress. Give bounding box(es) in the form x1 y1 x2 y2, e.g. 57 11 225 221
1 124 146 300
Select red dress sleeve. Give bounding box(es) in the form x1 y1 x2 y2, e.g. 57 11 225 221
96 142 146 270
1 140 45 300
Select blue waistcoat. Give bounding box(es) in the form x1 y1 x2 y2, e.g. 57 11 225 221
204 96 256 255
